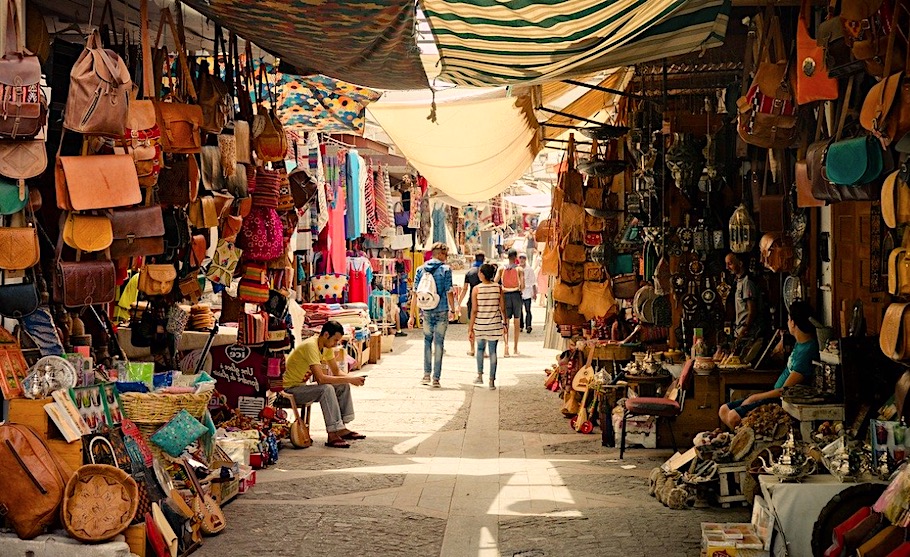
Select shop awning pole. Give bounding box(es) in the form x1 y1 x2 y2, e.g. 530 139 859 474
535 106 603 127
561 79 661 105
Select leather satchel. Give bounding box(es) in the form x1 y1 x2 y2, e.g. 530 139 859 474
737 14 798 150
890 246 910 296
796 0 838 104
560 262 584 285
110 206 165 258
859 4 910 148
189 234 207 268
188 196 217 229
0 178 26 214
612 273 639 299
0 272 38 318
0 223 38 270
759 233 796 273
553 280 582 306
138 264 176 296
579 280 617 320
157 153 199 206
55 153 141 211
53 260 116 307
152 10 202 154
563 242 587 263
0 0 47 140
196 58 231 135
553 302 586 326
0 140 45 179
796 159 825 208
882 169 910 228
62 212 113 253
289 168 316 208
824 136 883 186
63 30 131 136
882 303 910 361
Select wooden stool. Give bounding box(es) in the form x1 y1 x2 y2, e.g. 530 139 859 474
274 391 312 446
716 463 749 508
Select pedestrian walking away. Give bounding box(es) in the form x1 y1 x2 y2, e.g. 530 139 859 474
519 252 537 333
457 252 485 356
469 263 506 390
496 249 524 356
409 242 457 387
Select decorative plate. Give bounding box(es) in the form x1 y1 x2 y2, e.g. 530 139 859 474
23 356 77 399
671 273 687 295
783 276 803 312
688 260 704 276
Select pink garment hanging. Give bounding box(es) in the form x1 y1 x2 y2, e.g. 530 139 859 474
325 179 347 274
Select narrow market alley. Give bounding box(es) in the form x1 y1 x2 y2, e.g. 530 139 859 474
198 309 748 557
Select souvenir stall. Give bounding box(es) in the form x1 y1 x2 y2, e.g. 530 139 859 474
0 0 392 553
535 0 910 539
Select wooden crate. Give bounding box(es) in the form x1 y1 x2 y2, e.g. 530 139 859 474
8 397 84 470
716 463 749 508
368 334 381 364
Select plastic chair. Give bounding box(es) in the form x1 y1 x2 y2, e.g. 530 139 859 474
620 359 694 459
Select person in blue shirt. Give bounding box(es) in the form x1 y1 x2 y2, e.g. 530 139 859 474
408 242 457 387
719 301 819 429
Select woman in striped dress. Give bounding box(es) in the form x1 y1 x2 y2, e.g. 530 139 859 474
469 263 506 389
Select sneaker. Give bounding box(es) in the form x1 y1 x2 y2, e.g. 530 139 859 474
489 380 496 390
395 331 407 337
473 374 483 385
432 379 441 388
526 327 532 334
421 374 431 385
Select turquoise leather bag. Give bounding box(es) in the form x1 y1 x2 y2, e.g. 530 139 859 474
825 136 883 186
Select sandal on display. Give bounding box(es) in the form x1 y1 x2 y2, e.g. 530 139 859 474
325 439 351 449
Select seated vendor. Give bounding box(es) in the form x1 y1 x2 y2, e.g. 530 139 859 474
284 320 367 448
718 301 819 430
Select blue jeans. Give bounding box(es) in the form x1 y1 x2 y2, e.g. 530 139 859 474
476 339 498 380
422 310 448 379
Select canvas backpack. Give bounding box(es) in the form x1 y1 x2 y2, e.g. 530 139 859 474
415 266 440 310
501 266 520 290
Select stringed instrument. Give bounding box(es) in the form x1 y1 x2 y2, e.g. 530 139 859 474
180 457 226 535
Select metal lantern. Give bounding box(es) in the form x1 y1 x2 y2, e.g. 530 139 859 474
729 204 756 253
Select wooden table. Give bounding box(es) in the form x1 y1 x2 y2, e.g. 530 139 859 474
622 373 672 397
781 400 845 441
719 368 780 400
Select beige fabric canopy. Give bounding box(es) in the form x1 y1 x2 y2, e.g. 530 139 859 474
368 96 541 203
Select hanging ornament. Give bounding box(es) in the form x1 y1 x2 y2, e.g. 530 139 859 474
729 204 756 253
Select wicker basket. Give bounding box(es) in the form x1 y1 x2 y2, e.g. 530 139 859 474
62 464 139 542
120 392 211 423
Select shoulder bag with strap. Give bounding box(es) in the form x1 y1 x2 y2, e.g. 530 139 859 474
251 59 287 163
860 1 910 148
196 24 231 135
63 29 131 136
796 0 839 104
0 0 46 140
152 8 202 154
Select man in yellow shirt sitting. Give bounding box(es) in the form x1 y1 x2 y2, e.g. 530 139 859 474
284 321 366 448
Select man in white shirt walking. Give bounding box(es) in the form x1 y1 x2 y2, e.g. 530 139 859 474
519 253 537 333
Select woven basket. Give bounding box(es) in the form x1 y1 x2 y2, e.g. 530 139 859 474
62 464 139 542
120 392 211 423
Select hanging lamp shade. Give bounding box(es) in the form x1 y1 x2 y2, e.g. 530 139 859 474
729 204 756 253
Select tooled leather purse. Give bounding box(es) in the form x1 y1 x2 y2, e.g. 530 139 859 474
53 235 116 308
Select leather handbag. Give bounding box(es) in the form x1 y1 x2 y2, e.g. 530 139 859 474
881 303 910 361
189 234 207 268
563 241 587 263
737 14 799 149
63 30 131 136
584 262 606 282
844 0 904 78
759 232 796 273
0 218 38 270
251 64 287 163
859 3 910 148
559 136 584 205
53 260 116 307
162 207 190 252
579 280 617 320
817 10 863 78
540 244 559 277
0 424 73 540
55 151 142 211
110 206 165 258
611 273 639 299
0 140 45 180
553 280 582 306
796 159 825 208
138 264 177 296
62 212 113 253
560 262 584 285
196 55 231 135
289 168 316 208
795 0 838 105
584 185 605 211
188 196 217 228
890 245 910 296
584 212 606 231
553 302 586 326
0 178 25 214
560 202 586 240
0 0 47 140
825 136 883 186
178 274 202 303
122 0 161 189
0 273 37 318
152 10 202 154
157 153 199 206
883 169 910 228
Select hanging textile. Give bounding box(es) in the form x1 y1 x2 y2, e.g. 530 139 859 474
276 74 381 133
181 0 428 90
364 161 378 235
358 152 369 238
432 203 447 244
346 150 366 240
307 132 329 233
492 196 504 227
346 256 373 304
325 180 346 274
421 0 731 87
464 205 480 244
374 164 393 234
407 182 422 229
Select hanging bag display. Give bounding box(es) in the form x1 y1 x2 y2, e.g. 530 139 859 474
152 8 202 154
138 263 176 296
0 140 46 182
109 205 165 259
196 25 231 135
0 209 38 270
251 57 287 163
237 261 269 303
795 0 839 105
0 0 47 140
55 132 142 211
737 12 799 149
0 269 38 318
579 280 617 320
63 29 132 136
859 1 910 147
62 212 113 253
824 135 884 186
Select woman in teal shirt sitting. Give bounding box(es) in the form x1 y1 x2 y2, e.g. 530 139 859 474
719 301 819 429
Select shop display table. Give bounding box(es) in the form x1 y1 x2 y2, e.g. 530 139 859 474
720 369 780 399
759 475 886 557
622 373 672 397
117 326 238 359
781 400 845 442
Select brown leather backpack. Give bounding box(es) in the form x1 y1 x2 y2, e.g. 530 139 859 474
196 28 232 135
152 9 202 154
0 424 74 539
63 30 131 136
0 0 46 140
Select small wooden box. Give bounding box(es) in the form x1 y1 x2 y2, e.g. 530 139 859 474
124 522 147 557
8 397 84 470
716 463 749 508
368 334 381 364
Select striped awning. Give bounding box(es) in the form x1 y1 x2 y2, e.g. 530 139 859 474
422 0 732 87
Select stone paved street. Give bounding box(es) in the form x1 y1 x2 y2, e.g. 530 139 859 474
198 303 748 557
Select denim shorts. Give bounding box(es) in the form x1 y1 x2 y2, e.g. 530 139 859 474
504 291 523 319
727 397 781 418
